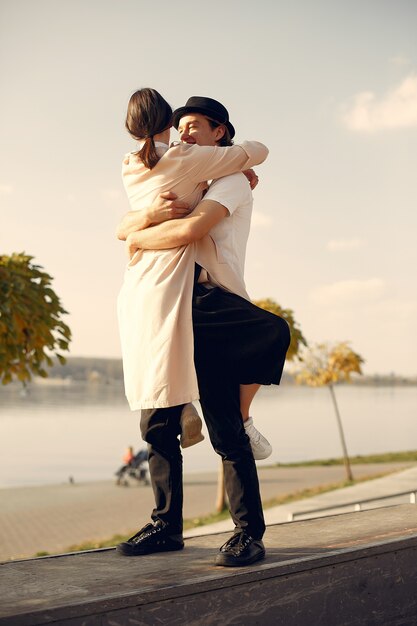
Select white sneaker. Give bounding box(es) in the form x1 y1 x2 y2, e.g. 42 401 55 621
244 417 272 460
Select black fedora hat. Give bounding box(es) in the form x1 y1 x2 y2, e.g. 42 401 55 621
172 96 235 138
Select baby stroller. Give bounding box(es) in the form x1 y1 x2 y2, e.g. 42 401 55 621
115 448 150 486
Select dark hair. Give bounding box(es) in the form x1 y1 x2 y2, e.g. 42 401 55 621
125 88 173 169
207 119 234 147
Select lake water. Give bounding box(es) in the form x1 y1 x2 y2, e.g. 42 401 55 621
1 381 416 488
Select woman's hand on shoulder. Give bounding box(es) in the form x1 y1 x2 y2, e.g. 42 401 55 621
242 169 259 190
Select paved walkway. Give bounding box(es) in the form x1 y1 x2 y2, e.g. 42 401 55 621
1 463 415 561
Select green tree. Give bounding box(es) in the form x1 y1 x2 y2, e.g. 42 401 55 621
293 342 364 481
0 253 71 385
253 298 308 360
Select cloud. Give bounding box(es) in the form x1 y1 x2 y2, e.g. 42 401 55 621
312 278 386 306
389 55 411 68
326 238 366 252
341 75 417 132
251 211 273 227
0 184 13 195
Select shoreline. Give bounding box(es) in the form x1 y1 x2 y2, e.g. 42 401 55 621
3 450 417 491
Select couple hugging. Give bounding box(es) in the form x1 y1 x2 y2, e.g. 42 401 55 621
117 88 290 567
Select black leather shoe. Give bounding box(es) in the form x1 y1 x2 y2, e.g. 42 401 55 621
116 520 184 556
215 530 265 567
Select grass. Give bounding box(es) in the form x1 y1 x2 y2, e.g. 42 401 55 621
272 450 417 467
34 462 408 557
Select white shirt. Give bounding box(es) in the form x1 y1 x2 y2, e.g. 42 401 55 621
203 172 253 281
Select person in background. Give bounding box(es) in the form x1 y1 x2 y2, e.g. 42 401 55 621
115 445 134 485
123 446 134 466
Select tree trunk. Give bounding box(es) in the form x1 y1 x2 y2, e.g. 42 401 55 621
328 384 354 482
215 460 227 513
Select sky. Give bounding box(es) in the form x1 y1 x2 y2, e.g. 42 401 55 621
1 0 416 376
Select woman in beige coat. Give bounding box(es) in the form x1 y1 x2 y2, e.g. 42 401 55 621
117 89 268 444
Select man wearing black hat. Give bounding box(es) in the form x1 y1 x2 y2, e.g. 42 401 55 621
117 96 290 566
172 95 236 141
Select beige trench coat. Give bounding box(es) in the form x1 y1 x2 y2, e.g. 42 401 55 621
118 141 268 410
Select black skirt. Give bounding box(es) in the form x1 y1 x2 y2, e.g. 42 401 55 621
192 284 291 386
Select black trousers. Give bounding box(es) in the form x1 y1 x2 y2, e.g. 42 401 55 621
140 283 291 539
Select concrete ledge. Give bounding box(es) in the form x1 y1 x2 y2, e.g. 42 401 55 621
1 505 417 625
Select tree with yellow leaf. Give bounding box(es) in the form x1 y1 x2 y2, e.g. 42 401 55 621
0 253 71 385
294 342 364 481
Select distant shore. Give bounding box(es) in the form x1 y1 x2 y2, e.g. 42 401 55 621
1 356 415 388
